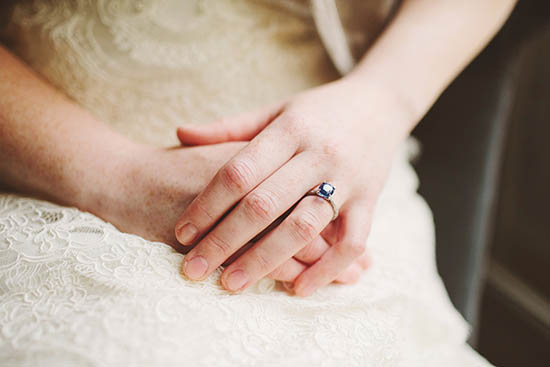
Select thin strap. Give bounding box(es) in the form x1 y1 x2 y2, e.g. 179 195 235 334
310 0 356 75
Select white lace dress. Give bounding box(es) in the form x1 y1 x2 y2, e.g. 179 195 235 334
0 1 492 366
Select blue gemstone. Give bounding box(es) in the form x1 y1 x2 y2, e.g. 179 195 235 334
318 182 335 199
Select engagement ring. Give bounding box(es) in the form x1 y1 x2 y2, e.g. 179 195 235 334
306 182 339 221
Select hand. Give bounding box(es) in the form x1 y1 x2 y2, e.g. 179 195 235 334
83 137 366 286
90 142 247 250
174 78 412 296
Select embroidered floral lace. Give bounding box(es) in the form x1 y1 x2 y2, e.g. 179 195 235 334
0 1 491 366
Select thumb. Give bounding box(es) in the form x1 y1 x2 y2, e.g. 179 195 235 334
176 100 285 146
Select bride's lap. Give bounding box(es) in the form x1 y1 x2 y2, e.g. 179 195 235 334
0 148 471 366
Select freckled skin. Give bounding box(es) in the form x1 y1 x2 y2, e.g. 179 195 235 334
98 142 247 248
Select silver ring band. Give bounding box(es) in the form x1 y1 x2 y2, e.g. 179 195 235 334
305 182 339 221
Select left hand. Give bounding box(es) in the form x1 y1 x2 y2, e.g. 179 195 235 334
174 78 412 296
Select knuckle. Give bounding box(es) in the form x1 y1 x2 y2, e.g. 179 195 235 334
280 112 309 139
319 140 344 164
305 140 344 169
205 233 233 257
287 210 320 243
296 241 319 262
220 159 254 193
242 190 278 221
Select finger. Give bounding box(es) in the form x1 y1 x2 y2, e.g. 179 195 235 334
334 262 363 284
293 201 372 297
266 257 307 282
175 122 298 246
176 100 286 146
180 153 326 281
268 242 371 284
219 195 333 292
268 253 368 288
292 233 330 264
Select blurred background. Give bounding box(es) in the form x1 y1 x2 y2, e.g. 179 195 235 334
412 0 549 365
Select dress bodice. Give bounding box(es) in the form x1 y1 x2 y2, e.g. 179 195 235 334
1 0 395 146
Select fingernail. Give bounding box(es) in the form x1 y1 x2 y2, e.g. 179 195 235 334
225 270 249 291
176 223 198 245
183 256 208 280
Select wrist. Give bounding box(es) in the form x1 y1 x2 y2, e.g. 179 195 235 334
334 74 418 145
66 136 153 219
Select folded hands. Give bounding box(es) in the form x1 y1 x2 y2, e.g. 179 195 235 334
173 78 411 296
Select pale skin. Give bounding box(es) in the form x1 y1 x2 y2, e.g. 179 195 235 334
0 0 516 295
174 0 517 295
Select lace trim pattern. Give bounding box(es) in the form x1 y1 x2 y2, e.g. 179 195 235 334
0 142 479 366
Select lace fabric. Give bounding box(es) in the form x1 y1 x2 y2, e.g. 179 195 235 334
0 1 492 366
0 144 489 367
4 0 345 146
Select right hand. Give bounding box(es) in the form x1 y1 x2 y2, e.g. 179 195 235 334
91 142 248 251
